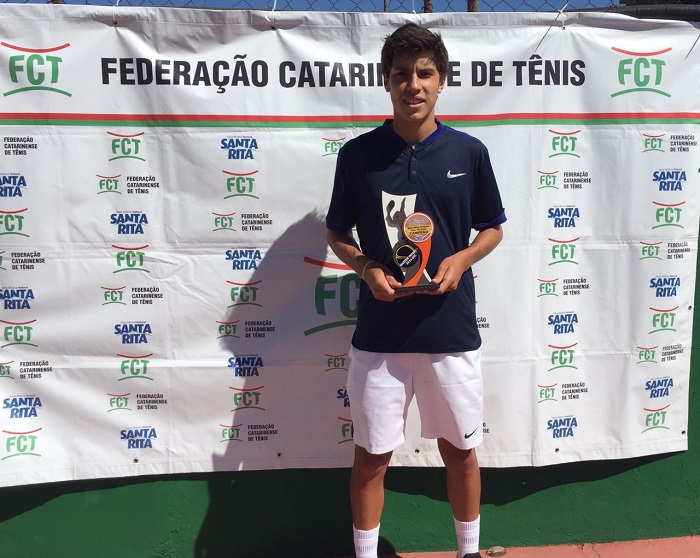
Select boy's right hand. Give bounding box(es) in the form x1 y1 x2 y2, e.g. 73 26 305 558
363 263 406 302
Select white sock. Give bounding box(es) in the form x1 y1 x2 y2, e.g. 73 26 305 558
353 524 380 558
454 515 480 557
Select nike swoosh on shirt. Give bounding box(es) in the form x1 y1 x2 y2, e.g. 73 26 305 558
447 170 467 178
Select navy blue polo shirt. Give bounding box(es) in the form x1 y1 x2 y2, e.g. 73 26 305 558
326 120 506 353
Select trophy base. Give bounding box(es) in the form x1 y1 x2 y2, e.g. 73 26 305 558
395 283 440 293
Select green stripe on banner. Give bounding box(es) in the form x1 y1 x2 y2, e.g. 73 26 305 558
443 117 700 127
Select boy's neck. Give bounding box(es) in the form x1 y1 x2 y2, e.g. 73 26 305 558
391 116 438 147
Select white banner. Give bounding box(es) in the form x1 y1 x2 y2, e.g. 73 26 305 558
0 5 697 486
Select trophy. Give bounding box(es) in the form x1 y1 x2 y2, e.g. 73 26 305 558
392 211 438 292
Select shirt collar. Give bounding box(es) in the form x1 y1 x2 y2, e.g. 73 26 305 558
381 119 445 146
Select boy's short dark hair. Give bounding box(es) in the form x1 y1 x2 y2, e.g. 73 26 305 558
381 23 449 80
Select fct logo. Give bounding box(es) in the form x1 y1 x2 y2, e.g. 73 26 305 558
1 319 37 348
549 238 579 266
649 306 678 334
636 345 658 364
549 130 580 158
640 241 663 261
338 416 353 444
652 169 686 191
548 343 577 371
643 404 670 432
0 360 14 379
652 201 685 229
102 286 126 306
537 278 558 297
113 244 150 273
612 46 671 98
107 392 131 412
0 208 29 237
0 287 34 310
642 134 665 153
322 136 345 157
108 132 145 162
223 170 259 200
2 41 70 97
230 385 265 411
303 257 359 336
537 383 557 403
97 174 121 195
3 395 41 418
2 427 41 459
117 352 154 381
227 280 262 308
325 352 349 372
213 211 236 232
220 423 243 443
537 170 559 190
216 320 240 340
0 174 27 197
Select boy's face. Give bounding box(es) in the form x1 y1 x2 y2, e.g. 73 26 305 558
384 52 445 127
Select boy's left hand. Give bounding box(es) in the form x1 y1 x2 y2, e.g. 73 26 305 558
425 252 470 294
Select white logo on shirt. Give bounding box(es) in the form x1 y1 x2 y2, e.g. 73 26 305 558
447 170 467 178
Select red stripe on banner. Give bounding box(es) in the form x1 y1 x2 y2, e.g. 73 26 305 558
303 257 352 270
112 244 149 250
548 238 580 243
443 112 700 121
611 46 673 56
0 42 70 53
107 131 145 137
548 343 578 349
222 170 258 176
644 404 671 412
0 113 386 123
2 428 42 435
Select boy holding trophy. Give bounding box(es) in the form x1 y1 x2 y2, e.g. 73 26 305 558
326 22 506 558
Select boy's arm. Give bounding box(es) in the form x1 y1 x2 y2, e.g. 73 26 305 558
428 225 503 294
326 230 405 302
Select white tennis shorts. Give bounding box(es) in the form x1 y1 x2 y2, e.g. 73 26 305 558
347 346 483 455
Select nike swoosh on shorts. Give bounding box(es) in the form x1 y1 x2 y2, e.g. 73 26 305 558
464 426 479 439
